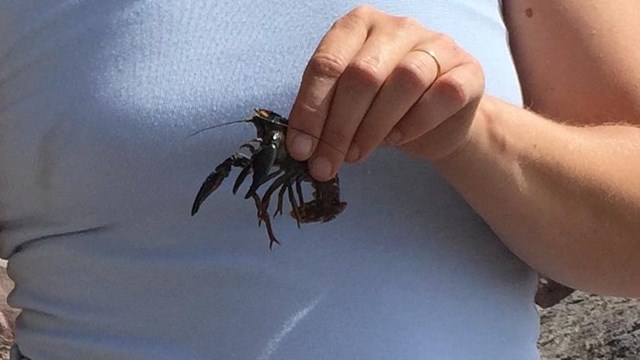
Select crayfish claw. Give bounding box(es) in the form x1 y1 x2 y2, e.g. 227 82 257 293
191 156 248 215
191 153 251 216
191 172 225 215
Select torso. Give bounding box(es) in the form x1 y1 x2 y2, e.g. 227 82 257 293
0 1 538 359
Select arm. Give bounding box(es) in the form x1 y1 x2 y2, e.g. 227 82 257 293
284 4 640 298
434 96 640 298
432 0 640 297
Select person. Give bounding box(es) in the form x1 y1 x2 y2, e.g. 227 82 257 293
1 1 638 359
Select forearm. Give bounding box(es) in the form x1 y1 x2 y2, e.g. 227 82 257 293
434 95 640 297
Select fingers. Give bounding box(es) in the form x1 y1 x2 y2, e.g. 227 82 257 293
348 34 463 163
287 6 485 181
286 7 373 161
390 58 484 148
309 18 426 179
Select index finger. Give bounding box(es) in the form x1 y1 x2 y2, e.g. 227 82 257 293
286 7 374 161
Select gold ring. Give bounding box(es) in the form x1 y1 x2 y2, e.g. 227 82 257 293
414 49 441 81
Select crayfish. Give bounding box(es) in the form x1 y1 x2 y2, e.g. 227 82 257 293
191 108 347 248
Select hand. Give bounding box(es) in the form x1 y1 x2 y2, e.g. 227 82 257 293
286 6 485 181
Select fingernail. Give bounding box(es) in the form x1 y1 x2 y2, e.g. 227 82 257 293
345 143 360 163
290 133 313 159
385 129 402 146
310 156 332 180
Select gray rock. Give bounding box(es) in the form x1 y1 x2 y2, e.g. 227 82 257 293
539 291 640 359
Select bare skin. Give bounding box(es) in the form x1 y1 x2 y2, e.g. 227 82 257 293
286 2 640 298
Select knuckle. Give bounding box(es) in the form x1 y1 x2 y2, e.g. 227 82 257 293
308 52 348 80
431 31 453 48
396 59 432 92
430 32 462 57
332 13 360 32
350 5 376 18
431 32 465 63
347 57 385 87
394 16 421 32
469 59 486 85
334 6 373 31
437 74 470 107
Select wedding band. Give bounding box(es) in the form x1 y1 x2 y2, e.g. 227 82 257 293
414 49 442 81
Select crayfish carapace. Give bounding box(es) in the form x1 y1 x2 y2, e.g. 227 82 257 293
191 108 347 248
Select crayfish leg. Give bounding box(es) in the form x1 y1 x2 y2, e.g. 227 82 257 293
259 171 296 218
239 140 261 154
232 162 253 195
295 174 305 205
244 144 278 199
266 221 281 250
251 193 264 227
274 185 287 218
250 193 280 248
287 183 301 229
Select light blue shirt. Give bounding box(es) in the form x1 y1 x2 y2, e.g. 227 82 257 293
0 1 539 359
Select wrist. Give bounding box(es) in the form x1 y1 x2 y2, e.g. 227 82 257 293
432 95 498 169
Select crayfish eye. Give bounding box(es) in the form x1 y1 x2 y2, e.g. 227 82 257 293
272 131 284 142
